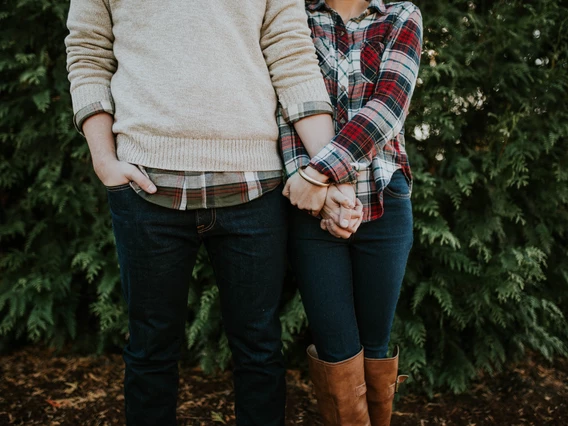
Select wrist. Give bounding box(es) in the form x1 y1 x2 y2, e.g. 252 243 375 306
298 167 330 188
303 166 330 184
92 153 118 171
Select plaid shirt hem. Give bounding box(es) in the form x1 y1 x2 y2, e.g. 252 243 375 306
131 167 282 210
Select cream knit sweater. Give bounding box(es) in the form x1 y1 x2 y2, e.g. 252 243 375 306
65 0 331 171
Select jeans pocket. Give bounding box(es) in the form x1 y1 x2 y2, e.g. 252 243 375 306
383 170 412 199
106 182 132 192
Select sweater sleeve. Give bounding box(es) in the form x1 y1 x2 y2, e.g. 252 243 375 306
65 0 117 133
308 5 423 184
260 0 332 123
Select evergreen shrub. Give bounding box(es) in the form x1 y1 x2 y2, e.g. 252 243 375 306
1 0 567 393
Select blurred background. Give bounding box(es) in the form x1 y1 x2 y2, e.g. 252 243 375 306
1 0 567 424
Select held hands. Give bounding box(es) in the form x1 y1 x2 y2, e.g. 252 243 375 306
283 167 364 239
320 184 364 239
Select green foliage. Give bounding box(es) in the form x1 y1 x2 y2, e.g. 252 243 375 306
1 0 567 394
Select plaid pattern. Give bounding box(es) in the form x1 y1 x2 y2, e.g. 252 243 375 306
131 167 282 210
281 100 335 124
74 100 114 135
279 0 422 221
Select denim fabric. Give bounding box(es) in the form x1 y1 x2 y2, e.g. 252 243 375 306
289 170 413 362
107 185 288 426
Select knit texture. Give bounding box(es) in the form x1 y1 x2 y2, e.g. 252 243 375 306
65 0 331 171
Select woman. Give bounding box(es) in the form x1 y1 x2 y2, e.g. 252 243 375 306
279 1 423 425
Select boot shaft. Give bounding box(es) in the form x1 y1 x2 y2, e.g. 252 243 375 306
364 347 408 426
307 345 371 426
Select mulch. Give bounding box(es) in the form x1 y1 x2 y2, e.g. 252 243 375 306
0 347 566 425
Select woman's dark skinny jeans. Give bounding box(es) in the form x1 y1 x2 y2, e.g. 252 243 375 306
289 170 414 362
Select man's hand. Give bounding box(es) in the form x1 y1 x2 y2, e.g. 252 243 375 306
94 157 157 194
282 167 329 216
82 113 156 194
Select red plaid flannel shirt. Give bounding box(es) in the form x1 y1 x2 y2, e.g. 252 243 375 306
278 0 423 221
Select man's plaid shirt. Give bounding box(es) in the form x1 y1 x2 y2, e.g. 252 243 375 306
279 0 423 222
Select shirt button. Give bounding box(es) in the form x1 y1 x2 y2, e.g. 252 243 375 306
339 118 347 124
340 85 347 92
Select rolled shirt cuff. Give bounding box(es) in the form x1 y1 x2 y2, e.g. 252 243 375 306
308 143 359 184
280 100 333 124
277 78 332 124
73 100 114 135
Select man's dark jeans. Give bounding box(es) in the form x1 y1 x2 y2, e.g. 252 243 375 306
289 170 414 363
107 184 288 426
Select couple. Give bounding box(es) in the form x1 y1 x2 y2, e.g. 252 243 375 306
65 0 422 425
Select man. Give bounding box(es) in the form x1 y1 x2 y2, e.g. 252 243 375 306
65 1 350 425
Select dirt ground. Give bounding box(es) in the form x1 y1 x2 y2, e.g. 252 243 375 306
0 347 566 425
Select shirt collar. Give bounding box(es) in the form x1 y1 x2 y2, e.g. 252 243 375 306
306 0 387 15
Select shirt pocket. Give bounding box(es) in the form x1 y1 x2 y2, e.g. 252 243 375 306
313 37 336 80
360 36 385 84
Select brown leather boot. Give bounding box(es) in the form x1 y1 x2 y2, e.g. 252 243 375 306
364 347 408 426
306 345 371 426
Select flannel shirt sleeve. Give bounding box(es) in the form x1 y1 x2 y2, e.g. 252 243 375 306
277 107 311 179
308 5 423 184
65 0 117 135
73 101 114 135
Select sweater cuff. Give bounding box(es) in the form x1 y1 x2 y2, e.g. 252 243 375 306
308 143 359 184
70 84 114 133
277 78 332 122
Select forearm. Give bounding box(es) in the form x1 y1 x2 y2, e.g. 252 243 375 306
82 112 117 168
292 113 335 158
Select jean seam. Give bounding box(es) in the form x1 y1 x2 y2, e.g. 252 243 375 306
198 208 217 234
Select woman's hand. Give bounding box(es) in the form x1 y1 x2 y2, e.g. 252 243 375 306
320 184 363 239
321 198 363 239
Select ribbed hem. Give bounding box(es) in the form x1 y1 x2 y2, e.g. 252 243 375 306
70 83 114 115
277 78 331 109
116 133 283 172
